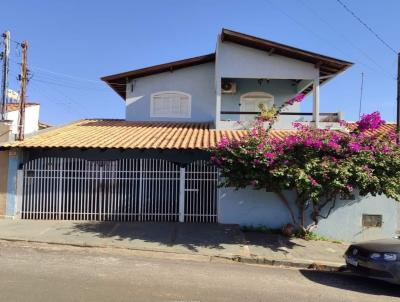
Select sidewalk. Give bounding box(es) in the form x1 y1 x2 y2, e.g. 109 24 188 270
0 220 348 270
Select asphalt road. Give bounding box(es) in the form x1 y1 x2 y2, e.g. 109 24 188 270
0 241 398 302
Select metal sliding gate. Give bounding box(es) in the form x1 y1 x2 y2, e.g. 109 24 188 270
21 158 218 222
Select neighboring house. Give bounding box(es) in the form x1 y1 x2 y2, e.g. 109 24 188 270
3 103 41 137
0 94 49 222
1 29 398 242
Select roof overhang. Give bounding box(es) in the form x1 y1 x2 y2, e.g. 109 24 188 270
101 54 216 99
220 28 353 94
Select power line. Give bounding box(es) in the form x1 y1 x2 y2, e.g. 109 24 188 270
263 0 396 80
298 0 396 80
335 0 397 54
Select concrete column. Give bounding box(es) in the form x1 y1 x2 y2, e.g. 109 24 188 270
312 76 320 128
0 151 9 217
215 77 222 129
0 121 13 218
5 149 22 218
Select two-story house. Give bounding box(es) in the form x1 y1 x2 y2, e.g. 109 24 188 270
2 29 398 242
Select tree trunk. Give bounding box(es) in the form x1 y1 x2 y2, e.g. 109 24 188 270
273 190 297 226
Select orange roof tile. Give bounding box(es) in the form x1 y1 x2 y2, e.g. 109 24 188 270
3 119 295 150
3 120 395 150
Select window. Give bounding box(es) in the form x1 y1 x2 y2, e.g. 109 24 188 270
240 92 274 112
150 91 191 118
362 214 383 228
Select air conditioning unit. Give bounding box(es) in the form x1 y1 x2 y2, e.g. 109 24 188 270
221 82 237 94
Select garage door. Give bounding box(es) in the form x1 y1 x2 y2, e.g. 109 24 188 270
21 158 218 222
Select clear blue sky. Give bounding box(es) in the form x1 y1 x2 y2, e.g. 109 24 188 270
2 0 399 125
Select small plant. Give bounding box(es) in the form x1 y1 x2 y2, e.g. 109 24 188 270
295 231 342 243
258 104 278 122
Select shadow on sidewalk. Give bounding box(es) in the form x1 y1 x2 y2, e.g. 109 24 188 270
67 221 244 253
300 270 400 297
243 232 305 254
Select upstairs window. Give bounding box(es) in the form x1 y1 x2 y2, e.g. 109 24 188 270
150 91 191 118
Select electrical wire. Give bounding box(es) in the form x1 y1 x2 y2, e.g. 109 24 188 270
335 0 397 54
298 0 397 79
263 0 396 80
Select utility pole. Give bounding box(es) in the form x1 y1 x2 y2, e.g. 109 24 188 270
1 31 10 120
17 41 28 141
397 52 400 140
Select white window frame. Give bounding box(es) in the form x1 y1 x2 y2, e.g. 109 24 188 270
150 91 192 118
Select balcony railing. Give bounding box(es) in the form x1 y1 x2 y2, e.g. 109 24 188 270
219 111 342 129
220 111 340 118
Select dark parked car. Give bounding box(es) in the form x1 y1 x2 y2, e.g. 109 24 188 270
345 238 400 284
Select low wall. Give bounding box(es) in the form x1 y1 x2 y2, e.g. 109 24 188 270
218 187 399 242
315 194 400 242
0 151 9 217
218 187 298 228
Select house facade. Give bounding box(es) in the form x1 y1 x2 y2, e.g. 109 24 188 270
1 29 398 242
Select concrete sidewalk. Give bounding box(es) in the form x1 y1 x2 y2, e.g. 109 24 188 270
0 220 348 269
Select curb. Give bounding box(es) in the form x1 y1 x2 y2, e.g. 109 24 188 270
0 237 345 272
230 255 344 271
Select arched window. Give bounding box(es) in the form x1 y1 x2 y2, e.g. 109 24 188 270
240 92 274 112
150 91 191 118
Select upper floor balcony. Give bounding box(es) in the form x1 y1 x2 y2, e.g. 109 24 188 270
216 78 343 130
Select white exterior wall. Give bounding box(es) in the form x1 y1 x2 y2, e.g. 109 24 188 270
218 187 399 242
5 105 40 136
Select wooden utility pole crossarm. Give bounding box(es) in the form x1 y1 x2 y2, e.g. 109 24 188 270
17 41 28 141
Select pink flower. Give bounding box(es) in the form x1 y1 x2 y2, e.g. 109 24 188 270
357 111 385 132
348 142 361 152
264 152 275 159
308 176 318 187
217 137 230 149
287 93 305 105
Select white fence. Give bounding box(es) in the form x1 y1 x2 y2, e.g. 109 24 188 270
22 158 218 222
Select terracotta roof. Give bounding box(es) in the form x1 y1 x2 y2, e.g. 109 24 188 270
2 103 39 112
38 121 52 129
3 119 295 150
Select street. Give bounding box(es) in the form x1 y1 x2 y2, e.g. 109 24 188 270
0 241 398 302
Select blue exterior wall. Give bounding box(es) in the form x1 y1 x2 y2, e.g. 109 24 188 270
218 187 299 228
125 62 216 123
216 40 319 80
6 150 21 217
315 193 400 242
220 78 300 121
218 187 399 242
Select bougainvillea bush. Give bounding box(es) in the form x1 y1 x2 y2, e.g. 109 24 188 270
211 105 400 233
